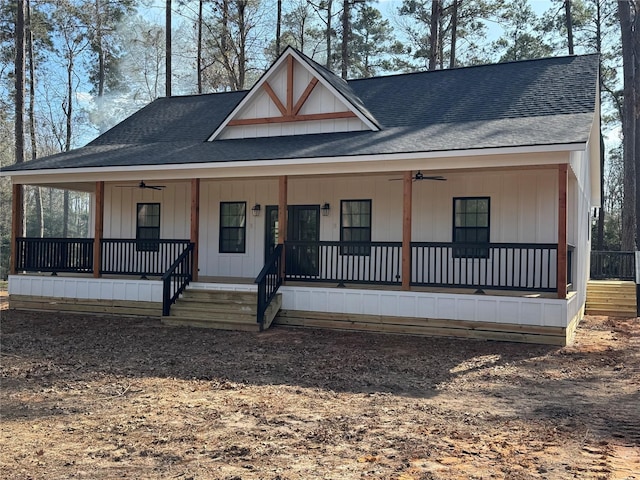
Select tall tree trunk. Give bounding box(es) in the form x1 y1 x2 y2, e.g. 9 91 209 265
341 0 349 79
62 52 74 239
15 0 25 168
618 0 637 250
326 0 332 69
95 0 105 97
197 0 203 93
165 0 172 96
237 0 246 89
595 0 605 250
449 0 458 69
15 0 26 237
276 0 282 56
565 0 574 55
428 0 441 70
26 0 43 237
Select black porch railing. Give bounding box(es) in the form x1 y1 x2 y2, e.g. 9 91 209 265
411 242 558 291
162 243 194 316
284 241 403 285
15 237 94 273
101 239 192 277
283 240 558 292
15 238 567 297
255 244 283 330
590 251 635 280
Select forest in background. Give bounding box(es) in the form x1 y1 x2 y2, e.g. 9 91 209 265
0 0 638 280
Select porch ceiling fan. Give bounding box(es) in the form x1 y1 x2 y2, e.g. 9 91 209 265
116 181 166 191
389 171 447 182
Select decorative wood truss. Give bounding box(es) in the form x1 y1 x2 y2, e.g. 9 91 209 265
227 55 357 127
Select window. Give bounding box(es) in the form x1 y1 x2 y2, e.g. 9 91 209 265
453 197 490 258
136 203 160 252
220 202 246 253
341 200 371 255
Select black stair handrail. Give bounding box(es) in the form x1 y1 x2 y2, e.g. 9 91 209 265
161 243 195 316
254 244 283 330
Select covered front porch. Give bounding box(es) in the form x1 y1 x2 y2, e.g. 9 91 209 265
7 164 579 343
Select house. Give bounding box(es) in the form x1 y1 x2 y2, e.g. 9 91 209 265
2 47 601 345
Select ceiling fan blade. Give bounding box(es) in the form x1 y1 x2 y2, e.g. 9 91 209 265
419 176 447 181
147 185 164 190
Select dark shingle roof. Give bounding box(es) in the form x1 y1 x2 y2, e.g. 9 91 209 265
3 54 598 173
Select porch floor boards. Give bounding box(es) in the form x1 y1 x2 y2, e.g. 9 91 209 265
197 276 559 299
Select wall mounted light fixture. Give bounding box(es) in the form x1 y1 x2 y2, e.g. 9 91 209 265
252 203 261 216
321 203 331 216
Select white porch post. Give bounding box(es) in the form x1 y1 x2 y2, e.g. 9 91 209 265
402 171 412 291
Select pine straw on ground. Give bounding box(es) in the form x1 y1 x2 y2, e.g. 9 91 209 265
1 310 639 480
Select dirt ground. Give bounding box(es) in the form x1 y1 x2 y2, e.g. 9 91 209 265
1 308 639 480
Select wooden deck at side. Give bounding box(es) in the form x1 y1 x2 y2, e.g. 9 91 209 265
586 280 637 317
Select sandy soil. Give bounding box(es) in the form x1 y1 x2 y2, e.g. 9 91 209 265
1 309 639 479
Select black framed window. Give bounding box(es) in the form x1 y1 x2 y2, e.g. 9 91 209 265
453 197 490 258
136 203 160 252
220 202 246 253
341 200 371 255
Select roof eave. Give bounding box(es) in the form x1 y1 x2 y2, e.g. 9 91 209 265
3 142 586 184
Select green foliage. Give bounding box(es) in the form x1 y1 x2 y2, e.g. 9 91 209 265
491 1 553 62
349 5 397 78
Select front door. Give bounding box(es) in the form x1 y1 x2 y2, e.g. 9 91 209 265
265 205 320 276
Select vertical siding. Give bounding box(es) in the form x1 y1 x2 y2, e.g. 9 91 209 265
195 170 560 279
103 182 189 239
199 178 279 278
413 169 558 243
568 150 592 312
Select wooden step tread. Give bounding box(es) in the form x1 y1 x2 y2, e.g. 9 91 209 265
162 317 260 331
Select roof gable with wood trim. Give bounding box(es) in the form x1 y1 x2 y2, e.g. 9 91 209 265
208 47 380 141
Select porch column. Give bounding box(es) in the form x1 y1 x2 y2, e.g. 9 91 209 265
402 171 412 291
278 175 288 279
10 183 24 275
190 178 200 282
93 181 104 278
557 164 568 299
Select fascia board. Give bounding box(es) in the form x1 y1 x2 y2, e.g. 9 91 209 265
5 143 581 185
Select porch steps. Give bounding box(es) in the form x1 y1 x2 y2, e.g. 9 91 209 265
586 280 637 317
162 288 282 331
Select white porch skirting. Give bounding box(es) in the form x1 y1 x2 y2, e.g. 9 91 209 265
8 276 583 344
9 275 164 302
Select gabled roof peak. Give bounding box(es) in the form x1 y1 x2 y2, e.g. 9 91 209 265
207 47 380 141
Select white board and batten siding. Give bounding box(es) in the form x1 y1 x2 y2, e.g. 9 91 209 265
199 178 279 277
104 182 190 239
98 169 561 281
